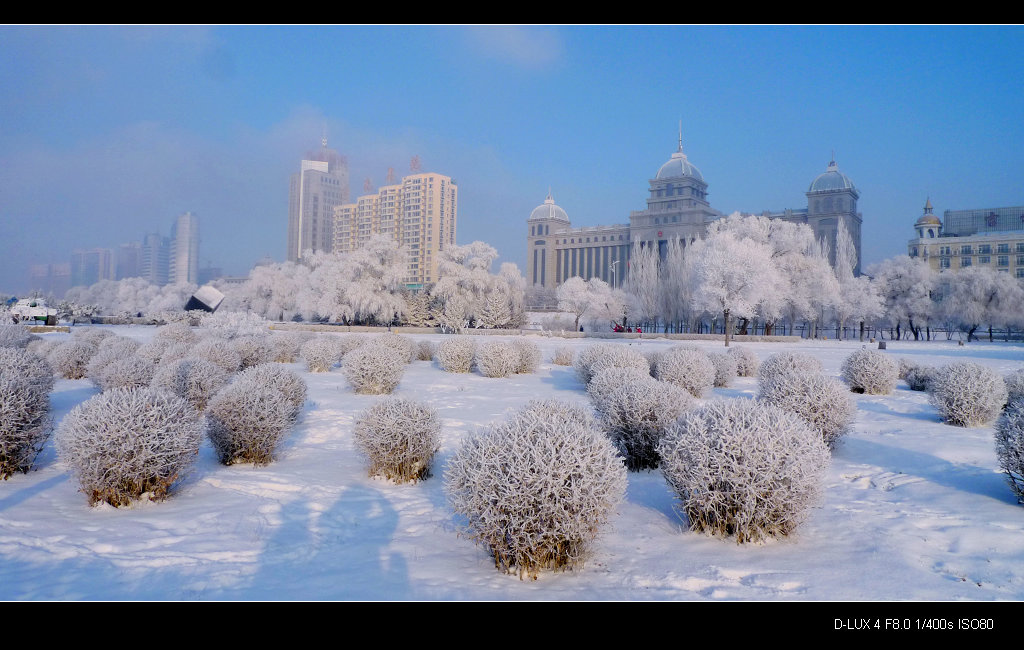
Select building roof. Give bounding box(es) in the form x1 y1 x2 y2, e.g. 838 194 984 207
915 198 942 227
656 147 704 182
529 191 570 222
808 159 855 193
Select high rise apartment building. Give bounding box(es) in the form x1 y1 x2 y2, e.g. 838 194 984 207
141 232 170 286
70 248 115 288
170 211 200 285
288 140 349 261
334 172 457 287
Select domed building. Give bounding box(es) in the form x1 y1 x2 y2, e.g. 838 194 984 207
526 138 864 288
908 200 1024 276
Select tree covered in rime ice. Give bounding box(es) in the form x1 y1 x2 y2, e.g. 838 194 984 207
934 266 1024 341
840 348 899 395
429 243 526 331
63 278 199 318
831 219 883 338
444 400 627 579
868 255 935 340
625 242 661 326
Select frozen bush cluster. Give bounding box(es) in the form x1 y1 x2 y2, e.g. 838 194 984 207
573 344 619 385
0 373 52 479
416 340 436 362
729 346 759 377
0 347 55 394
373 333 415 364
589 368 695 470
435 337 477 373
232 335 274 370
270 332 309 363
0 325 35 349
655 347 715 398
85 337 141 382
551 346 574 366
56 387 204 506
200 311 268 339
905 364 936 392
510 339 541 374
188 338 242 374
335 335 366 357
71 328 112 346
659 399 829 543
134 339 170 366
353 398 441 483
300 337 341 373
995 401 1024 503
95 356 157 392
206 365 306 465
474 340 519 378
707 352 738 388
153 322 198 347
928 362 1008 427
49 340 97 379
445 400 627 579
759 371 855 450
841 349 898 395
586 346 650 384
758 352 823 389
151 358 229 411
896 357 917 380
343 344 406 394
1005 369 1024 405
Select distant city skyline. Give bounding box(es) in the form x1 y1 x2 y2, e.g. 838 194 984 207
2 25 1022 294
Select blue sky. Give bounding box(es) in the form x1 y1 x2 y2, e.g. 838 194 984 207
2 25 1022 293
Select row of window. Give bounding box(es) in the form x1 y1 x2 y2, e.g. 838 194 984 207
941 255 1024 268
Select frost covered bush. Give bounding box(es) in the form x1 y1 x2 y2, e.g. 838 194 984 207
234 364 307 422
896 357 918 380
335 335 366 358
659 399 830 543
416 340 436 362
729 346 759 377
49 340 97 379
71 327 112 346
200 311 268 339
0 374 52 479
153 322 198 347
270 332 308 363
905 365 936 392
0 347 55 394
95 356 157 392
758 352 822 389
188 337 242 374
995 401 1024 503
759 372 855 450
586 346 650 384
207 376 301 466
841 349 898 395
56 387 204 506
445 400 627 579
232 335 274 370
551 346 574 366
151 358 229 411
655 347 715 398
353 398 441 483
589 368 695 470
707 352 737 388
573 344 619 384
134 339 170 366
1005 369 1024 405
435 337 477 373
373 333 415 364
474 340 519 378
0 325 35 349
300 337 341 373
928 362 1008 427
510 338 541 374
343 344 406 394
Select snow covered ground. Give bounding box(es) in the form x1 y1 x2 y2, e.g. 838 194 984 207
2 326 1023 601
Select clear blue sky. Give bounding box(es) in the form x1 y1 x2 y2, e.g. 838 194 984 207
2 25 1022 293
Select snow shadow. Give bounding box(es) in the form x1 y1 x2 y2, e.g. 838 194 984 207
855 396 942 423
0 473 68 513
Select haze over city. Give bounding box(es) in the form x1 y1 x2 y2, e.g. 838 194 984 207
2 25 1022 293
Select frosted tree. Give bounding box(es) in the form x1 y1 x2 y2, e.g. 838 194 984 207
557 276 591 331
868 255 935 340
498 263 527 329
625 242 661 330
659 238 692 332
831 219 882 339
582 278 632 332
431 241 499 330
936 266 1024 341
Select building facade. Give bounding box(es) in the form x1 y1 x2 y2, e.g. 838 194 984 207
527 141 863 289
908 201 1024 278
333 172 457 288
287 140 349 262
141 232 170 286
170 211 200 285
70 248 115 288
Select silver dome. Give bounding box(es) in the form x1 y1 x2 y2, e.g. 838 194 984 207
656 150 704 182
809 160 855 193
529 192 570 222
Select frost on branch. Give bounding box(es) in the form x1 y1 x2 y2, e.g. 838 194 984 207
758 352 822 389
353 398 441 483
654 346 715 397
444 400 627 579
995 401 1024 503
0 347 55 395
85 336 141 384
435 337 477 373
551 346 574 366
841 348 898 395
659 399 829 543
232 335 274 370
372 333 415 364
758 371 855 450
300 337 341 373
271 331 310 363
151 358 229 411
707 351 738 388
188 337 243 374
0 374 52 479
573 344 648 385
474 340 519 378
0 325 36 349
415 340 436 362
510 338 541 374
95 356 158 392
343 344 406 394
905 364 936 392
728 346 759 377
927 362 1008 427
49 340 98 379
235 363 307 422
56 387 204 506
1005 369 1024 404
153 322 198 348
588 367 694 471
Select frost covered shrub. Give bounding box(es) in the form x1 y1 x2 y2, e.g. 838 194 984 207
586 346 650 384
758 372 855 450
573 344 619 384
232 335 274 370
841 349 898 395
659 399 829 543
551 346 574 366
905 365 936 392
928 362 1008 427
49 340 97 379
156 342 191 366
134 339 170 366
729 346 759 377
510 338 541 374
335 335 366 358
56 387 204 506
153 322 198 347
151 358 229 411
758 352 822 388
300 337 341 373
474 340 519 378
445 400 627 579
188 337 242 374
270 332 308 363
435 337 477 373
416 340 436 362
707 352 737 388
655 347 715 398
589 368 695 470
373 333 415 364
27 337 59 360
896 357 918 380
1005 369 1024 405
343 344 406 394
96 356 157 392
0 325 35 349
207 380 299 466
353 398 441 483
234 364 307 421
0 347 55 394
71 327 112 346
0 375 52 479
200 311 268 339
995 401 1024 503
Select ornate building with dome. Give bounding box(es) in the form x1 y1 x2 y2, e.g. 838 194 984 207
526 139 864 289
907 200 1024 278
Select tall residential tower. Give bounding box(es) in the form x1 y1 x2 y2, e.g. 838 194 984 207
287 139 349 261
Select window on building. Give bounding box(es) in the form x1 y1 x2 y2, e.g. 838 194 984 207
940 257 951 269
961 257 972 267
998 243 1010 254
998 256 1009 266
979 244 992 254
961 245 973 255
979 256 990 264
